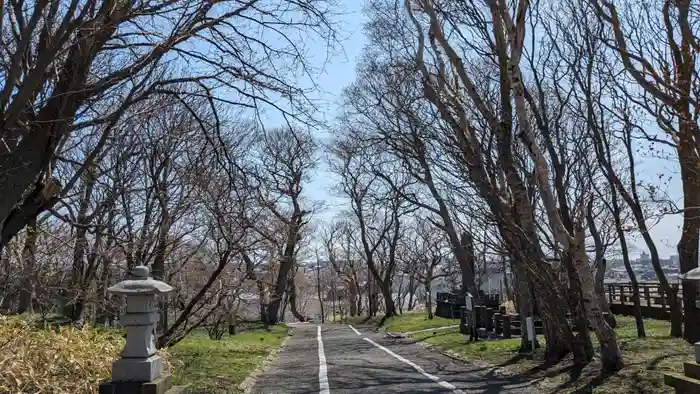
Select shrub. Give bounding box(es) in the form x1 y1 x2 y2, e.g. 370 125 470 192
0 315 169 394
0 315 122 393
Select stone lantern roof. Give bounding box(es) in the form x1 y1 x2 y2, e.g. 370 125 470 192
107 265 174 296
679 267 700 282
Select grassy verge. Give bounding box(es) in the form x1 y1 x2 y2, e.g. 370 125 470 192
170 324 289 394
328 312 459 333
382 312 459 333
409 315 692 393
328 314 385 326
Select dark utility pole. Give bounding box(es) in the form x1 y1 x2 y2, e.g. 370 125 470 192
316 253 325 323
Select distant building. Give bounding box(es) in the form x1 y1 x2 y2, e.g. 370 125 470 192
604 252 681 282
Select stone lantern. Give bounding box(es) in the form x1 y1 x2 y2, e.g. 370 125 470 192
99 265 188 394
664 267 700 392
679 267 700 363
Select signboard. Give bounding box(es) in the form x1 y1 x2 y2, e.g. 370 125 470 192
526 316 536 355
526 316 534 341
464 293 473 311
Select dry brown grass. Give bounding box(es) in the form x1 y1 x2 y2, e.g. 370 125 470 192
0 315 172 394
502 300 516 314
0 315 288 394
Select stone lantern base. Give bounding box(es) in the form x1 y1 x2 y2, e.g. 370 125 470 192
99 374 190 394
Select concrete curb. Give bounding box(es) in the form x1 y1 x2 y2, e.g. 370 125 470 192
239 327 294 394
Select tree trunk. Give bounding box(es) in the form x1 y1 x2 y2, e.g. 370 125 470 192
348 283 357 317
378 279 396 318
593 258 621 334
17 217 38 314
95 254 114 326
66 168 100 325
593 259 615 327
503 232 573 363
153 212 170 331
367 269 374 316
409 151 477 298
256 280 267 322
317 262 325 322
678 152 700 342
560 251 595 365
280 289 289 322
458 231 478 297
331 286 337 321
264 259 294 324
586 199 615 327
502 257 514 303
608 188 645 337
426 281 433 319
511 261 539 352
396 275 405 314
572 230 623 372
229 297 241 335
288 275 306 322
408 276 416 311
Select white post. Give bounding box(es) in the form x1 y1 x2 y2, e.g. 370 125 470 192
526 316 535 354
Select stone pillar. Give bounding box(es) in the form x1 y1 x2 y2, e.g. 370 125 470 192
665 269 700 392
99 265 189 394
494 313 502 335
485 308 494 332
502 314 511 339
459 306 469 335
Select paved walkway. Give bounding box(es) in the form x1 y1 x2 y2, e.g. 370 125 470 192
249 323 537 393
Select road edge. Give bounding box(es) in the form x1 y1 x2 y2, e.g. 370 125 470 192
238 326 294 393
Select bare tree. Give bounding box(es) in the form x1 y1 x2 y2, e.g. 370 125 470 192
340 55 480 298
157 123 260 347
403 217 451 319
590 0 700 341
0 0 337 252
253 127 317 324
328 138 414 319
321 220 364 317
400 0 577 360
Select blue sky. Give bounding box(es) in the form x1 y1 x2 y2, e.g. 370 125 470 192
260 2 684 258
260 2 368 224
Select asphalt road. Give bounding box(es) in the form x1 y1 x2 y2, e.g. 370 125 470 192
249 323 537 394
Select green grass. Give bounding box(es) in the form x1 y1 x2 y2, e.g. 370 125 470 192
382 312 459 333
328 312 458 332
328 314 385 326
411 328 522 364
408 315 693 393
169 324 289 394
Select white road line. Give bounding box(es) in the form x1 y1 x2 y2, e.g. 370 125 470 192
348 325 362 335
317 325 331 394
363 337 465 394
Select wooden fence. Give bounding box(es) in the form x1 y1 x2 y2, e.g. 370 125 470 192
606 282 692 321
